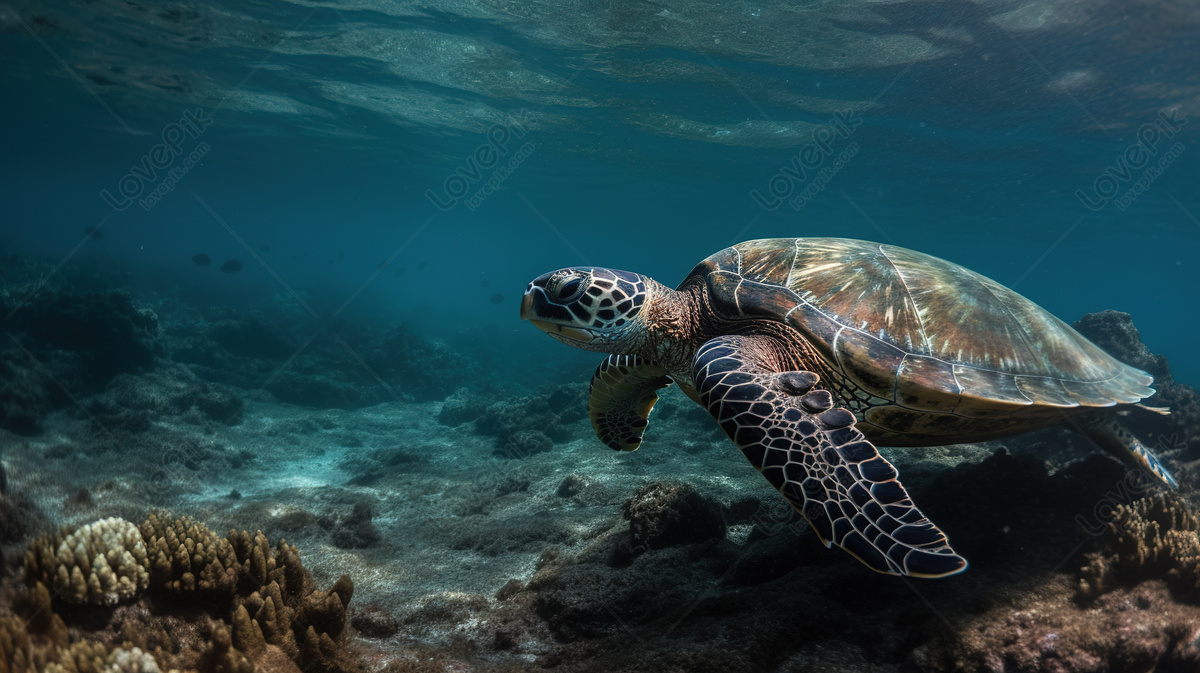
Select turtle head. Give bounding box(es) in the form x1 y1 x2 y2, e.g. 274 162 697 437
521 267 652 352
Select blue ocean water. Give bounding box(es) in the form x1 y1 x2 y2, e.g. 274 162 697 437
2 1 1200 671
3 1 1198 382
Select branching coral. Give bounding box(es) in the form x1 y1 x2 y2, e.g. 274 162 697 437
44 643 162 673
1079 492 1200 600
23 517 150 606
139 513 242 594
0 583 70 673
9 514 359 673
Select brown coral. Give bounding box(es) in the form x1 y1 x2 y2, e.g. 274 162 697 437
8 513 359 673
1105 492 1200 597
140 513 242 595
0 582 70 673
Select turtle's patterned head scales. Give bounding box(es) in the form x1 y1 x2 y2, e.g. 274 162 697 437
521 267 649 351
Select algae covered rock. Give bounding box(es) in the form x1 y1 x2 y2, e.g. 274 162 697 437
24 517 150 606
437 387 487 426
496 429 553 459
623 480 726 551
329 503 381 549
349 605 399 639
474 383 588 448
938 579 1200 673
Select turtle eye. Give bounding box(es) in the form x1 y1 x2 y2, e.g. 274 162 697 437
558 278 582 298
548 272 588 303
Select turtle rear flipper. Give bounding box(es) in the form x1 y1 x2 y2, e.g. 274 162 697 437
692 335 968 578
589 354 672 451
1070 413 1178 489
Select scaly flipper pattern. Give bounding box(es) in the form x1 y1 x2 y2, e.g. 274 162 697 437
589 354 672 451
692 335 968 577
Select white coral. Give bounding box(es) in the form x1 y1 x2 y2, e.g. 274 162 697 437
49 517 149 605
104 646 161 673
44 645 162 673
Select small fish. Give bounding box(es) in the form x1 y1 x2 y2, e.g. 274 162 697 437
259 244 271 252
377 260 388 271
192 253 211 266
416 261 428 271
480 279 491 288
220 259 243 273
84 226 104 239
394 267 406 277
490 293 504 304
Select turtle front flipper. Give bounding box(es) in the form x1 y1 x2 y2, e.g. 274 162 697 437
589 354 673 451
692 336 968 578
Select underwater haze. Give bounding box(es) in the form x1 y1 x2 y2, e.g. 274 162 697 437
2 1 1200 672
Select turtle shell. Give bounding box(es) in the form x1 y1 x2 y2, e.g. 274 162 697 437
684 238 1153 430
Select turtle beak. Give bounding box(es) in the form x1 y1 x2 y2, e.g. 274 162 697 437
520 285 595 343
528 320 595 343
530 316 595 343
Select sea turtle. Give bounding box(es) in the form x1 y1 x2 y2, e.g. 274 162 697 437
520 238 1178 577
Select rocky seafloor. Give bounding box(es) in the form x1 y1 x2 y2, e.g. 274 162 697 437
2 252 1200 673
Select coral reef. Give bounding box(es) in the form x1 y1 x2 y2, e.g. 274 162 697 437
0 339 56 436
139 514 244 594
0 583 71 673
1078 492 1200 600
459 453 1200 672
358 324 477 403
44 644 162 673
5 514 359 673
23 517 150 606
